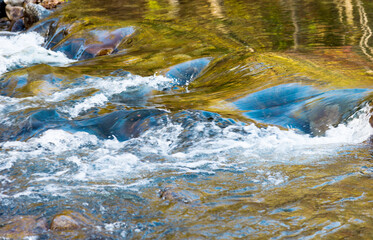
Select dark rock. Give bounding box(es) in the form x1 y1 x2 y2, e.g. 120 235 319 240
73 109 166 141
5 4 23 21
0 17 10 30
0 1 6 19
23 2 50 28
0 215 47 239
10 17 24 31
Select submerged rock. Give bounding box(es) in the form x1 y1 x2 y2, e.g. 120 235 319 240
54 27 135 60
159 187 192 204
166 57 211 86
51 210 90 231
73 109 166 141
10 16 24 31
0 215 47 239
234 83 371 136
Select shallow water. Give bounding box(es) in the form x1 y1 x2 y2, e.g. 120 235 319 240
0 0 373 239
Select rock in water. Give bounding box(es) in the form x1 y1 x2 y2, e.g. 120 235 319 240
166 57 211 86
50 210 96 231
5 4 23 21
23 2 50 28
41 0 65 9
0 216 47 239
10 17 24 31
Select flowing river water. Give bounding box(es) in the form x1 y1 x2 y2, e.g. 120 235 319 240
0 0 373 239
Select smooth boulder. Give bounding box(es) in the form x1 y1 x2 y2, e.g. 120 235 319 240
50 210 96 231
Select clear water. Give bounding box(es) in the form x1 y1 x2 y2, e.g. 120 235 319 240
0 0 373 239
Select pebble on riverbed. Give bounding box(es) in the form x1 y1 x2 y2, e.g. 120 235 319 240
0 215 47 239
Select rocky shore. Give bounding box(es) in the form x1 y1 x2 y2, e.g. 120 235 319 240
0 0 65 31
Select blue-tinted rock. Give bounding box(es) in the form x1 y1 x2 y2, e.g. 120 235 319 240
53 27 135 60
0 109 68 141
166 57 211 86
234 83 371 135
27 18 58 40
72 109 166 141
10 17 24 31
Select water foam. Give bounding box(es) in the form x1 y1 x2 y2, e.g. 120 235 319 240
60 74 174 118
0 105 371 199
0 32 74 75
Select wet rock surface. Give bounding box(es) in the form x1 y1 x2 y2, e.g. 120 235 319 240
0 0 64 31
5 4 23 21
23 2 50 28
53 27 135 60
50 210 95 231
159 187 193 204
0 215 47 239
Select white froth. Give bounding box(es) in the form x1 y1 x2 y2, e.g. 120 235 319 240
0 105 371 198
62 74 173 118
0 32 74 75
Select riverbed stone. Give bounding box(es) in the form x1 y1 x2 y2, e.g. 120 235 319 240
23 2 50 28
4 0 24 6
0 16 10 30
50 210 94 231
10 17 24 31
159 187 192 203
41 0 64 9
5 4 23 21
0 215 47 239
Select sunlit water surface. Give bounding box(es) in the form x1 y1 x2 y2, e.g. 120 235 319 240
0 0 373 239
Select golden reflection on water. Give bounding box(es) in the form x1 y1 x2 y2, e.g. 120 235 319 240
1 0 373 239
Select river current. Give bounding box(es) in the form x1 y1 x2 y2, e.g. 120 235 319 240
0 0 373 239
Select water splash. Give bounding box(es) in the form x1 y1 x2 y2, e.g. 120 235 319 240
0 32 74 75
